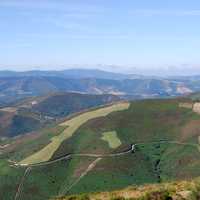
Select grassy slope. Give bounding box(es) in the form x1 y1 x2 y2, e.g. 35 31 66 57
54 178 200 200
8 125 67 161
0 110 44 137
51 99 200 196
31 93 120 118
1 99 200 200
20 102 129 165
0 160 24 200
0 125 69 200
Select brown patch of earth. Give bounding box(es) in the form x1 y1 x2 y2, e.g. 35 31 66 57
0 111 14 130
173 190 195 200
73 158 96 178
181 119 200 142
176 85 193 94
179 103 193 109
0 107 17 113
193 103 200 114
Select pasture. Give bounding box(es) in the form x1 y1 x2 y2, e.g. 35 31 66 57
20 102 130 165
101 131 121 149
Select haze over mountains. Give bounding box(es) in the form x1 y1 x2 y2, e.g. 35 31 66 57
1 68 200 106
0 69 134 79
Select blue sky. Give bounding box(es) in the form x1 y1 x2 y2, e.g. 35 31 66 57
1 0 200 74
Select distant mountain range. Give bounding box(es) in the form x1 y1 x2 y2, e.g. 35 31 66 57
0 69 139 79
0 69 200 105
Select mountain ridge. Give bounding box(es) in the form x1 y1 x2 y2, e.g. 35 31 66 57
0 75 198 106
0 69 138 80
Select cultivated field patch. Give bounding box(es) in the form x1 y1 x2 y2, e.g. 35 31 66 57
20 102 130 165
101 131 121 149
180 119 200 141
0 107 17 113
193 103 200 114
179 103 193 109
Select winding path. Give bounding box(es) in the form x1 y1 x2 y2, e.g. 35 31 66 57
14 140 198 168
13 145 134 200
13 140 200 200
14 146 133 168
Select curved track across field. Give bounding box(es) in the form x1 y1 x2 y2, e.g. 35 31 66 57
13 139 200 200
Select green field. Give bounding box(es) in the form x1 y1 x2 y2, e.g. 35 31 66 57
51 99 200 196
1 99 200 200
0 160 24 200
101 131 121 149
20 102 130 165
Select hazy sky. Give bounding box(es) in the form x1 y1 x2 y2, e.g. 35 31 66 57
1 0 200 73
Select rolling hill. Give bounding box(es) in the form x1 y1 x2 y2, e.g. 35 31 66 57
29 92 119 118
0 92 119 138
1 98 200 200
0 109 46 138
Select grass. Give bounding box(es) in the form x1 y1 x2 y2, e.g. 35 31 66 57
53 178 200 200
101 131 122 149
20 159 75 200
20 102 130 165
66 153 157 195
2 99 200 200
0 159 24 200
9 125 67 161
51 99 200 196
